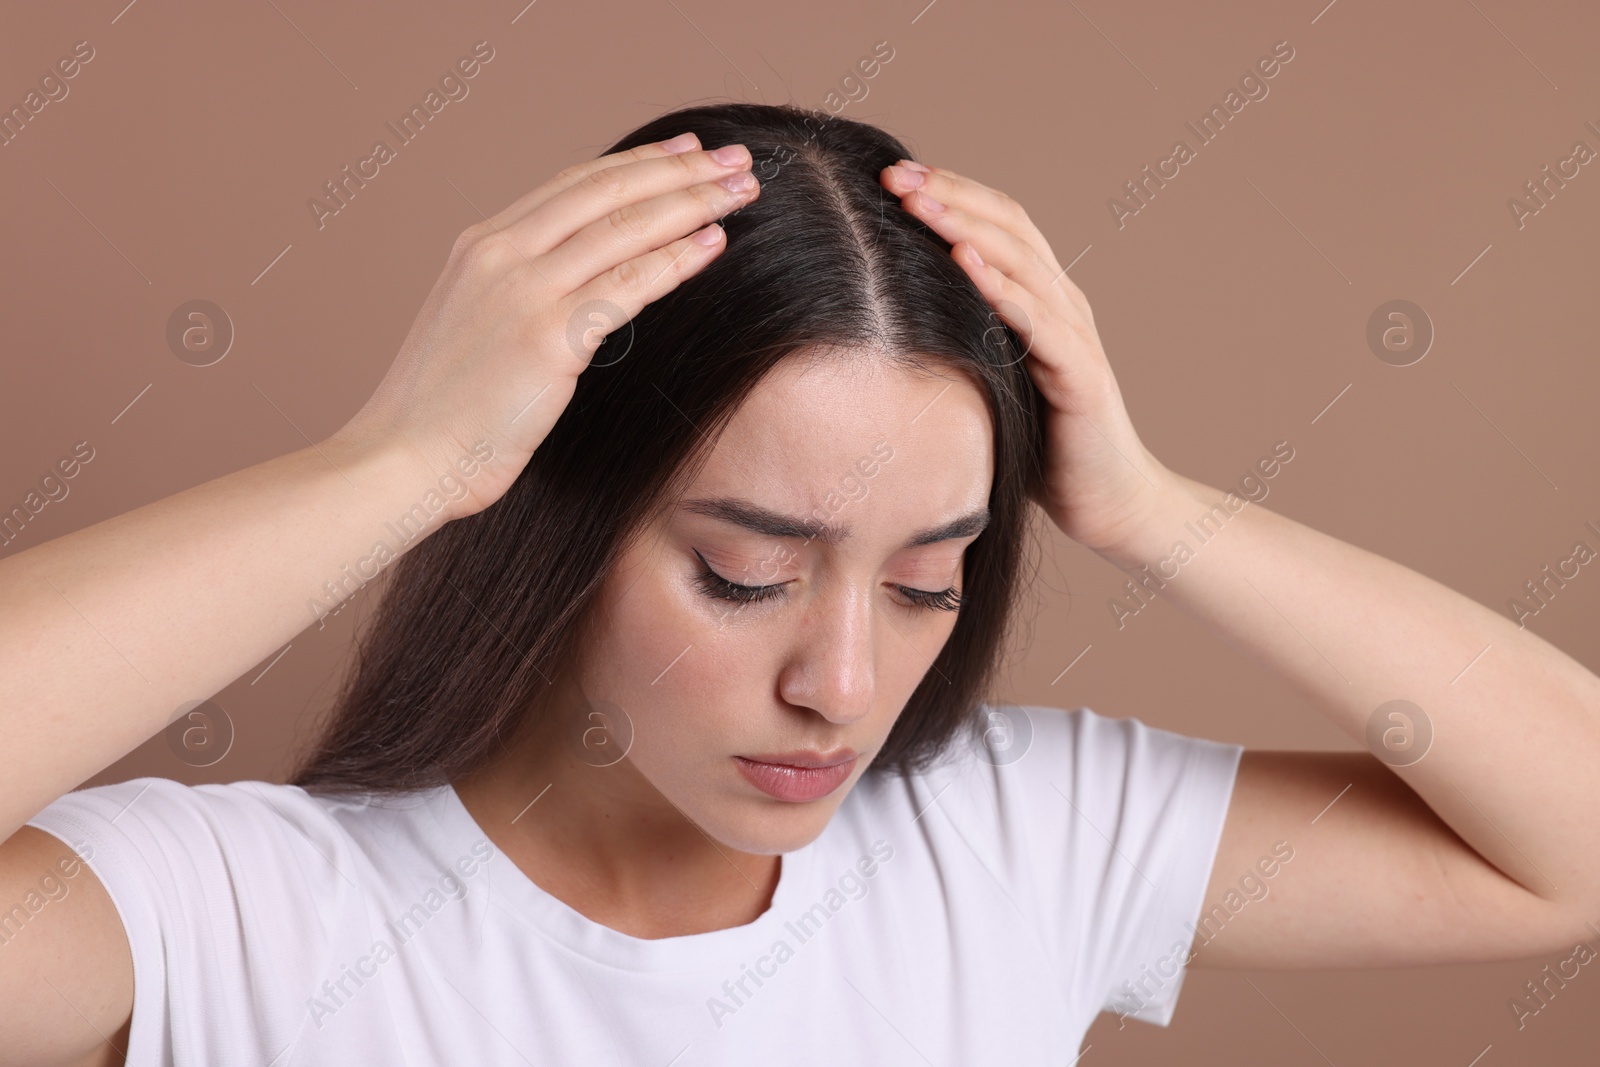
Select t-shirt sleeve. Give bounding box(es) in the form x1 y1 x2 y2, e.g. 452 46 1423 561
975 704 1242 1028
25 776 359 1066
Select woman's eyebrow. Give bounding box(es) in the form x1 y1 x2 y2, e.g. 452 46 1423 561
680 497 990 549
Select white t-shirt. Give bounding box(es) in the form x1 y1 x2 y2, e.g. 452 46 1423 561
27 703 1242 1065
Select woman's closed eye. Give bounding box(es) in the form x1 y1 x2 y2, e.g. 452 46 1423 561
690 548 962 612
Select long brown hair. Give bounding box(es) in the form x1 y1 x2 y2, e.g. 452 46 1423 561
290 102 1046 796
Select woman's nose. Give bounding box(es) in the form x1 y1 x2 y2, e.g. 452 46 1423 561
776 584 877 725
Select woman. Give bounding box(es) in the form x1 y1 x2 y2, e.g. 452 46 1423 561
2 102 1595 1065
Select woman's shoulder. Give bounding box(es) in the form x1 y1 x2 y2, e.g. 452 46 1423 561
857 701 1240 799
23 778 473 1063
835 702 1245 1028
29 775 381 844
838 700 1243 896
24 775 458 906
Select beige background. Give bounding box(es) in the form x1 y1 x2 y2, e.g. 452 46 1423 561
4 0 1598 1062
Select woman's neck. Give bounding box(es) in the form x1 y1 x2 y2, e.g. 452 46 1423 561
450 704 782 939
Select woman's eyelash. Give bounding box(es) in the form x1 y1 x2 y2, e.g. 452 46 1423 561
693 560 785 604
898 585 963 612
690 550 962 612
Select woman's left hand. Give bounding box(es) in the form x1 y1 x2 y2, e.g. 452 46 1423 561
880 159 1180 559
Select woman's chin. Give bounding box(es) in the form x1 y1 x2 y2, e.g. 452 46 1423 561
691 792 842 856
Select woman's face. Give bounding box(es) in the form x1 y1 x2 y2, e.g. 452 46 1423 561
567 354 995 855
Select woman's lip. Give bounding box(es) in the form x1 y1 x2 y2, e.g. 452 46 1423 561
738 750 857 769
734 755 857 802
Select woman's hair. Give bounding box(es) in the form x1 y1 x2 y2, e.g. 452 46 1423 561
290 102 1046 796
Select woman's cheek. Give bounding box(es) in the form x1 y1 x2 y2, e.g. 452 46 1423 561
604 566 749 699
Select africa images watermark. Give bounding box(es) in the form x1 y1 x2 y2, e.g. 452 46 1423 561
0 838 96 950
1108 439 1296 630
1108 840 1295 1027
1506 119 1600 231
726 39 897 195
814 39 896 117
306 40 497 231
307 439 496 629
0 439 97 554
306 838 495 1029
0 39 96 151
1505 519 1600 630
1108 39 1297 230
704 839 895 1029
1506 919 1600 1031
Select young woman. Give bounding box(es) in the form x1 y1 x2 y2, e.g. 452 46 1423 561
2 103 1595 1066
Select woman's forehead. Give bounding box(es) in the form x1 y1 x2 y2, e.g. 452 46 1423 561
704 354 992 476
664 358 993 547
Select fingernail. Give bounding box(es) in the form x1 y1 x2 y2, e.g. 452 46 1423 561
899 159 930 173
692 222 724 246
918 191 945 212
719 170 756 192
890 165 924 189
710 144 749 166
662 132 698 154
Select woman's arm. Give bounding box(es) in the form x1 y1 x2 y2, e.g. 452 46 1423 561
0 434 440 1067
0 133 756 844
1106 469 1600 966
0 131 758 1065
0 434 437 844
876 158 1600 967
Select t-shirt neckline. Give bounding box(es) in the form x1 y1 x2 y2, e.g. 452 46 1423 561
427 780 824 974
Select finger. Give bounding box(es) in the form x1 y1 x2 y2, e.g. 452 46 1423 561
956 240 1101 407
534 167 760 294
883 163 1094 323
560 222 729 363
884 163 1058 269
480 131 703 234
885 171 1094 327
490 143 753 273
896 187 1063 305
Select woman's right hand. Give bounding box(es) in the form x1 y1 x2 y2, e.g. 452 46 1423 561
330 131 761 521
0 135 766 1067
